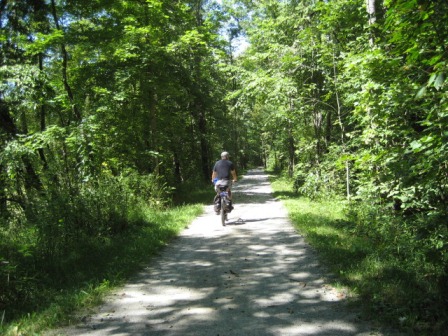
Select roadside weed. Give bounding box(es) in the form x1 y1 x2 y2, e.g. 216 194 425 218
269 174 445 335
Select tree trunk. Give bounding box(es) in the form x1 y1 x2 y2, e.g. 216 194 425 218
0 100 16 214
38 53 48 168
313 108 322 164
366 0 376 46
287 120 295 178
150 92 160 175
333 50 350 200
50 0 81 123
198 104 210 181
173 151 182 182
191 0 210 182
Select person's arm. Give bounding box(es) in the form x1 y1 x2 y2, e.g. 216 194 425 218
231 169 237 182
211 170 217 182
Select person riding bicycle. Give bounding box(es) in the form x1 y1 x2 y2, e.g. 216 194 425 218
211 151 237 215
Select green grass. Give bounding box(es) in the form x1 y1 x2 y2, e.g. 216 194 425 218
1 204 203 336
269 174 446 335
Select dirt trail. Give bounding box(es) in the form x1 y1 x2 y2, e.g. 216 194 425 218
49 169 397 336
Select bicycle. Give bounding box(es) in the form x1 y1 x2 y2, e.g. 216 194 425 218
214 180 233 226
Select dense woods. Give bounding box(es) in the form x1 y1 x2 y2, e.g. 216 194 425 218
1 0 447 334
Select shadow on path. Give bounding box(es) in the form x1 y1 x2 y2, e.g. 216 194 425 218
51 168 398 336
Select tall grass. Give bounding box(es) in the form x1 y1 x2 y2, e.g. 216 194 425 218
270 174 447 336
0 175 204 336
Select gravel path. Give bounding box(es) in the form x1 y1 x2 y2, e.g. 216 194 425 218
50 169 396 336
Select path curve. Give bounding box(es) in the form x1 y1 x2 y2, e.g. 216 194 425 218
50 169 392 336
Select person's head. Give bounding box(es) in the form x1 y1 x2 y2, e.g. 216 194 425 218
221 151 229 160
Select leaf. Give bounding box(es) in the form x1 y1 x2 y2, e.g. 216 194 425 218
427 73 437 86
428 55 442 66
415 86 426 99
434 73 445 90
410 140 422 152
25 29 64 56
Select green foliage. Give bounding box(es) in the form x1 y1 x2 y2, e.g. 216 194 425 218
0 200 202 335
233 0 448 333
2 0 448 334
293 145 348 199
0 168 176 320
122 171 174 209
1 0 239 331
173 180 214 206
271 174 448 335
232 0 447 220
345 201 448 334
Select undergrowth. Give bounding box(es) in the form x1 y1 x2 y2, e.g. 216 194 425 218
269 174 447 336
0 190 204 336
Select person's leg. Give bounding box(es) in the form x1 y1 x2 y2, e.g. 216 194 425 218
227 188 234 211
213 192 221 214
